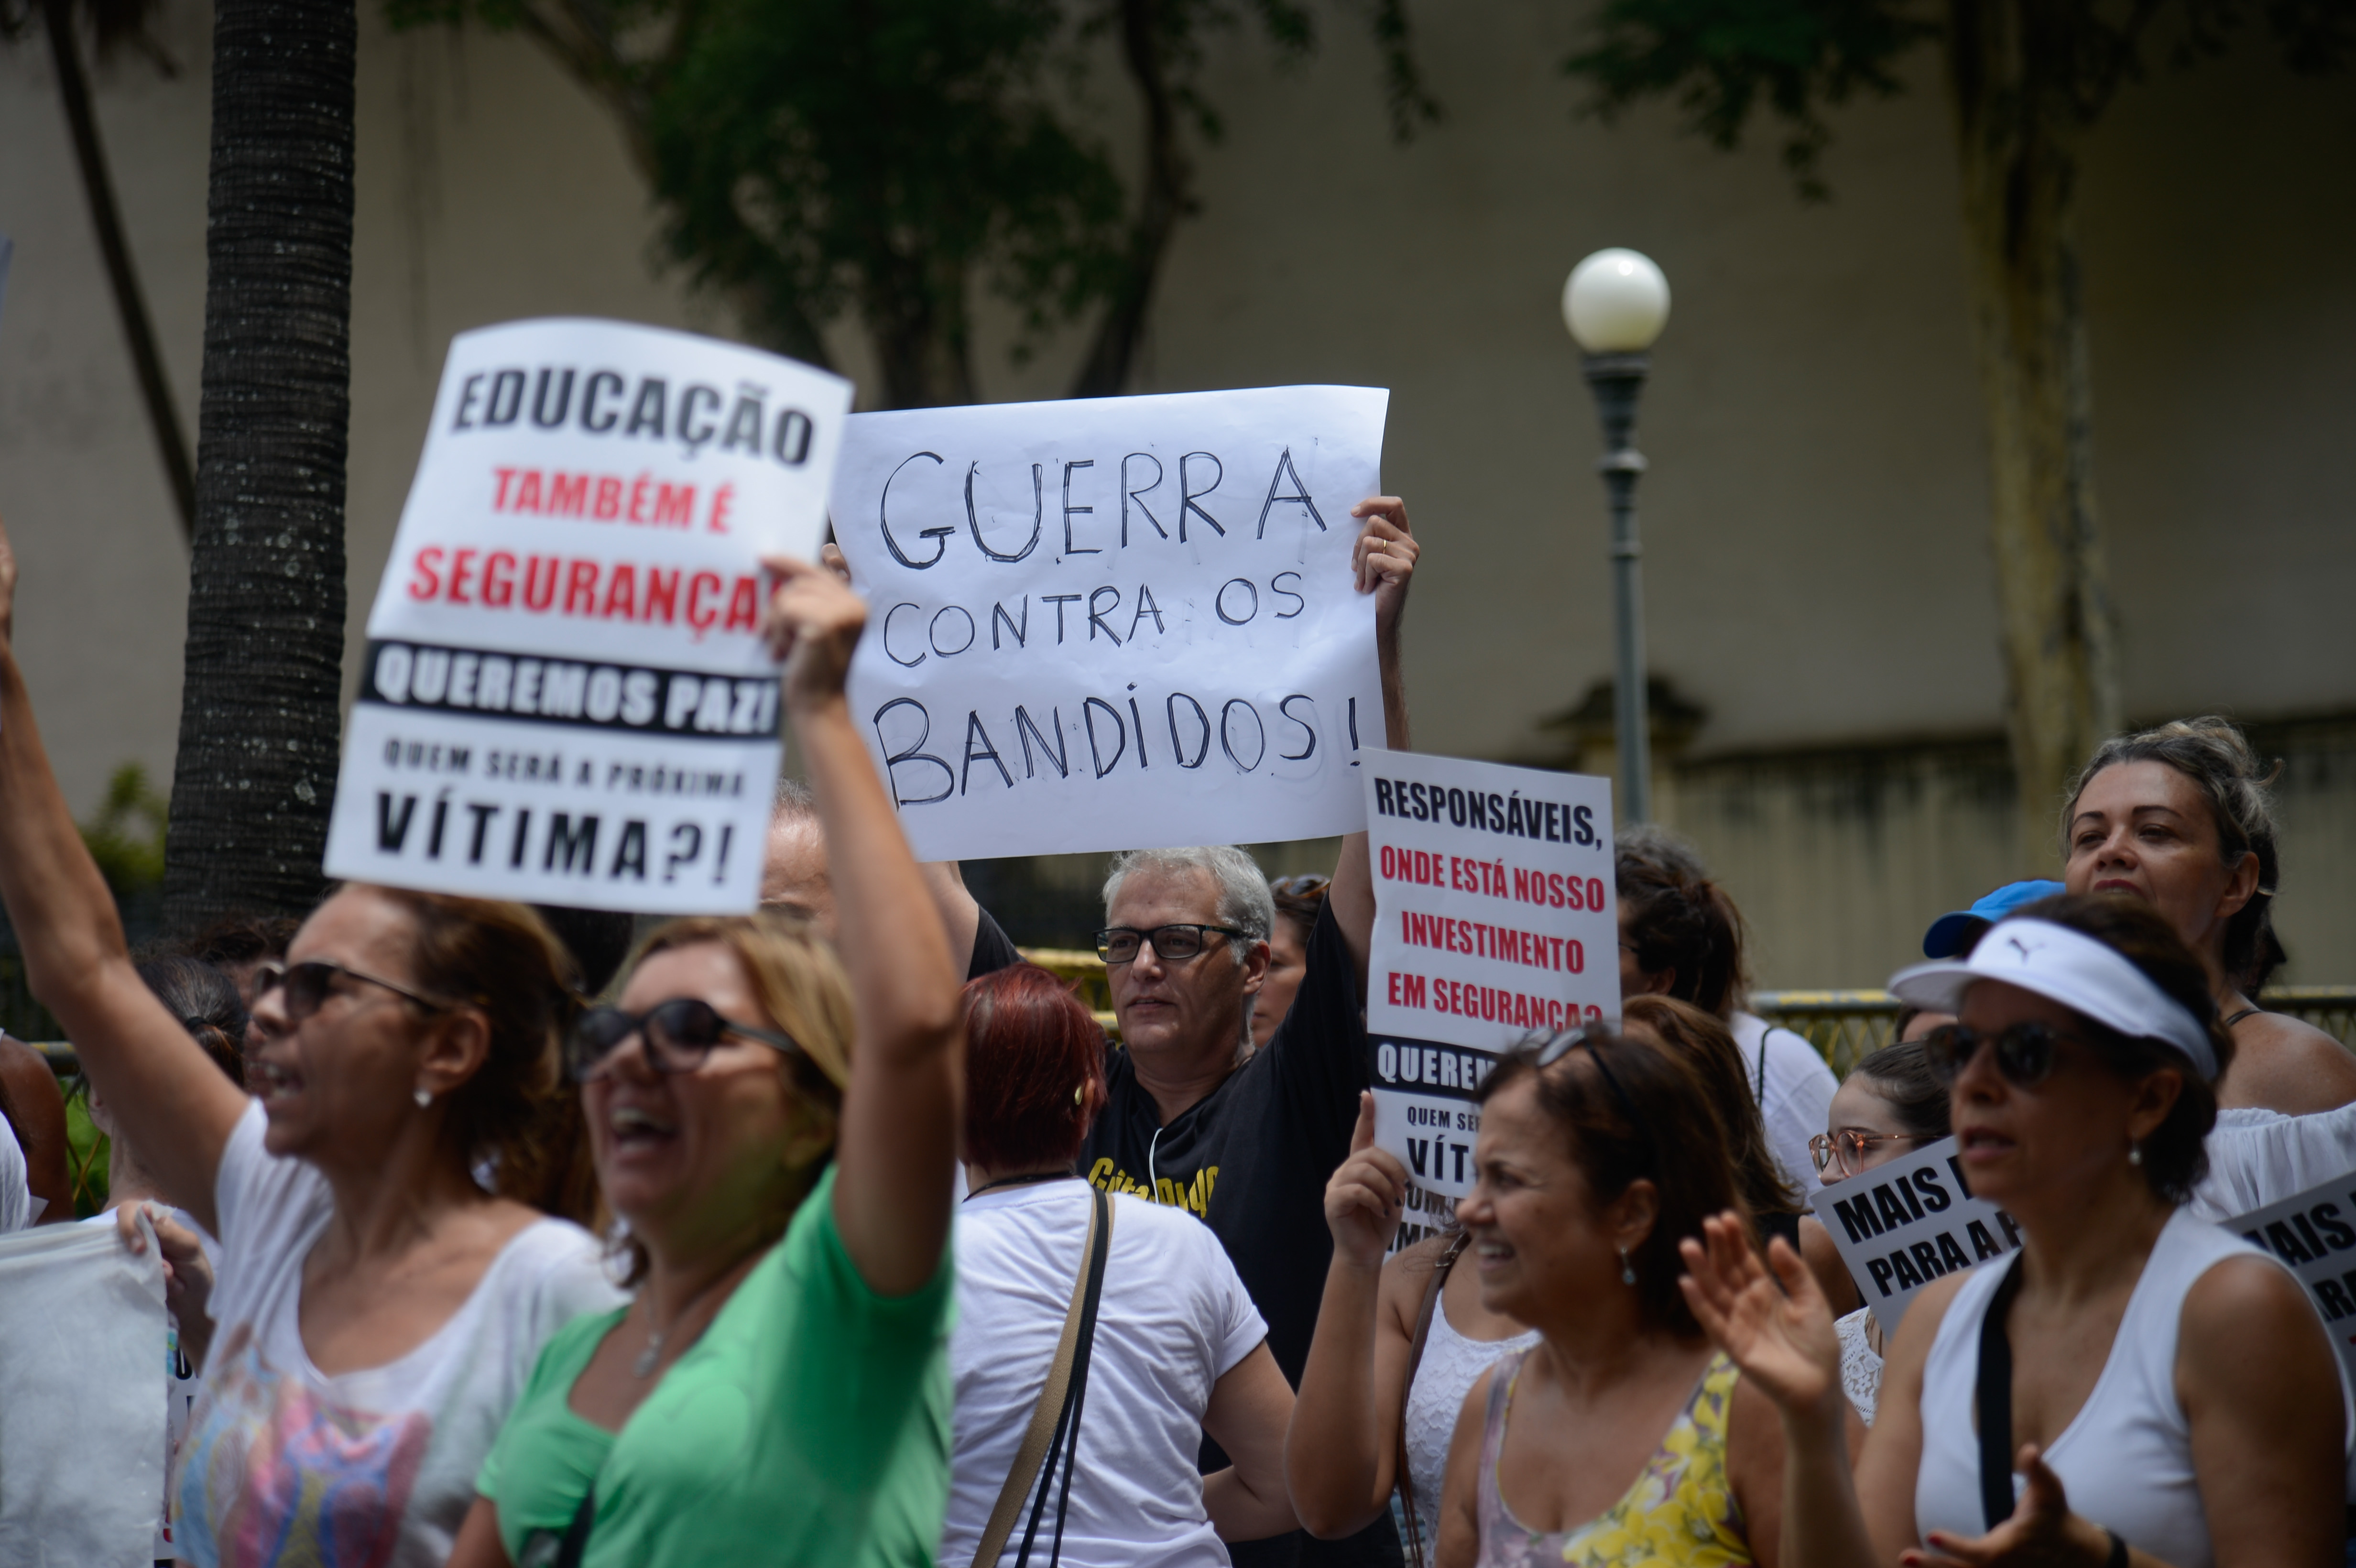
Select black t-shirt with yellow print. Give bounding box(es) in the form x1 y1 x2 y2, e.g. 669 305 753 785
1077 897 1399 1568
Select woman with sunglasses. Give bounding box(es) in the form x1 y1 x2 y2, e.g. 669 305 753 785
1252 873 1331 1056
454 555 963 1568
1681 893 2348 1568
1807 1040 1950 1424
0 524 621 1566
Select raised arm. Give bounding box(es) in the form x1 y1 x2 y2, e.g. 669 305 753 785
1327 498 1417 990
0 520 247 1231
1288 1094 1419 1537
764 554 962 1297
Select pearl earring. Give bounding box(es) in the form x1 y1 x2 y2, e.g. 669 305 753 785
414 1088 433 1109
1618 1246 1636 1286
2127 1143 2142 1167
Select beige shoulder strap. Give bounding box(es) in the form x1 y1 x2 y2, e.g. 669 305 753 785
971 1187 1113 1568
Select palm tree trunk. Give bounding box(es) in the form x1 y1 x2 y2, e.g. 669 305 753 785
1947 0 2123 871
163 0 355 929
40 0 195 539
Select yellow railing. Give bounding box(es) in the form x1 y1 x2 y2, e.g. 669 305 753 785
1021 947 1119 1036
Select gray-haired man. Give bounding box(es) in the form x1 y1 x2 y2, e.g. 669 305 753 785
1079 498 1417 1567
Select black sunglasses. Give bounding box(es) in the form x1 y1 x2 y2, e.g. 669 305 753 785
1922 1021 2090 1089
1535 1027 1653 1165
1094 924 1245 966
568 998 802 1083
252 959 452 1024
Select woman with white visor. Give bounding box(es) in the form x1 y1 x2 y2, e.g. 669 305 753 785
1680 891 2348 1568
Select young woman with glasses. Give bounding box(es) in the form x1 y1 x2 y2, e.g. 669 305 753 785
0 521 623 1566
453 555 964 1568
1806 1040 1950 1424
1681 893 2348 1568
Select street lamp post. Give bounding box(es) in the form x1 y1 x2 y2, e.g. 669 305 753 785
1562 248 1670 825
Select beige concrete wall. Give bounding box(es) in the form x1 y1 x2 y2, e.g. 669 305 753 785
2 4 2351 974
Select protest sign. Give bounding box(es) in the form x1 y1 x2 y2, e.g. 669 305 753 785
2230 1174 2356 1389
1810 1135 2021 1331
1360 749 1616 1238
324 319 851 911
829 385 1388 860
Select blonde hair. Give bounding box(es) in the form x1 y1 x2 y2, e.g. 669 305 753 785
608 911 854 1280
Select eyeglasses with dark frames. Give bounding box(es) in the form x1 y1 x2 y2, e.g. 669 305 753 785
1094 925 1246 966
567 998 804 1083
252 960 454 1025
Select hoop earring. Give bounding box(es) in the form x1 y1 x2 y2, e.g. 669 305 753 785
1618 1246 1636 1286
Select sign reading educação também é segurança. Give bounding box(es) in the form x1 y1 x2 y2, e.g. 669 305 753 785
324 318 851 912
1361 751 1617 1243
830 386 1388 860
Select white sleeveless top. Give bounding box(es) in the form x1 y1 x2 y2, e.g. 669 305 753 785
1914 1208 2321 1568
1403 1281 1538 1549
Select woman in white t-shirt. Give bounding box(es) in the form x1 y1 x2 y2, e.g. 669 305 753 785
0 520 621 1568
943 964 1297 1568
1682 893 2347 1568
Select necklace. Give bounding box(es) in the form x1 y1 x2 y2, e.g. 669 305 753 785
632 1266 735 1378
963 1169 1076 1201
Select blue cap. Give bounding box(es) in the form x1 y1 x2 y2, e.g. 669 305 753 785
1921 880 2067 959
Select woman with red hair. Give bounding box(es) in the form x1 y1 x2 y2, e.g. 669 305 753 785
942 965 1298 1568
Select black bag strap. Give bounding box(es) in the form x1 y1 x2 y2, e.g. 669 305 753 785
1012 1184 1114 1568
1975 1253 2029 1531
547 1485 596 1568
1395 1230 1471 1568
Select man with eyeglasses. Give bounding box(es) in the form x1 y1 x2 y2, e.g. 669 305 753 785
1078 498 1418 1568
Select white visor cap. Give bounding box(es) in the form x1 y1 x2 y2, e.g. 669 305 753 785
1888 917 2220 1082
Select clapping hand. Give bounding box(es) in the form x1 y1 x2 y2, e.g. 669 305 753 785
1324 1093 1410 1272
1678 1210 1845 1428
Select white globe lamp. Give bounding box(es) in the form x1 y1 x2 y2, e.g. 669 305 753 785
1562 248 1670 353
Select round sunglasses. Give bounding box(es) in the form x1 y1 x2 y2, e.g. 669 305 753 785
567 997 802 1083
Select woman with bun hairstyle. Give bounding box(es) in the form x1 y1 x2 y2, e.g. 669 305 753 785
0 519 623 1567
1682 892 2348 1568
1615 827 1839 1199
2062 717 2356 1114
456 555 965 1568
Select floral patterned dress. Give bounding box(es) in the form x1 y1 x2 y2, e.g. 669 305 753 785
1473 1348 1753 1568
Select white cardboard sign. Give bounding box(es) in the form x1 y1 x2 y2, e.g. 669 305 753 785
1361 750 1617 1218
2230 1174 2356 1391
1811 1135 2022 1330
324 319 851 912
829 385 1388 860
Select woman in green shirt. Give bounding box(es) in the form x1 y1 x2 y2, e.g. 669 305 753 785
450 555 966 1568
